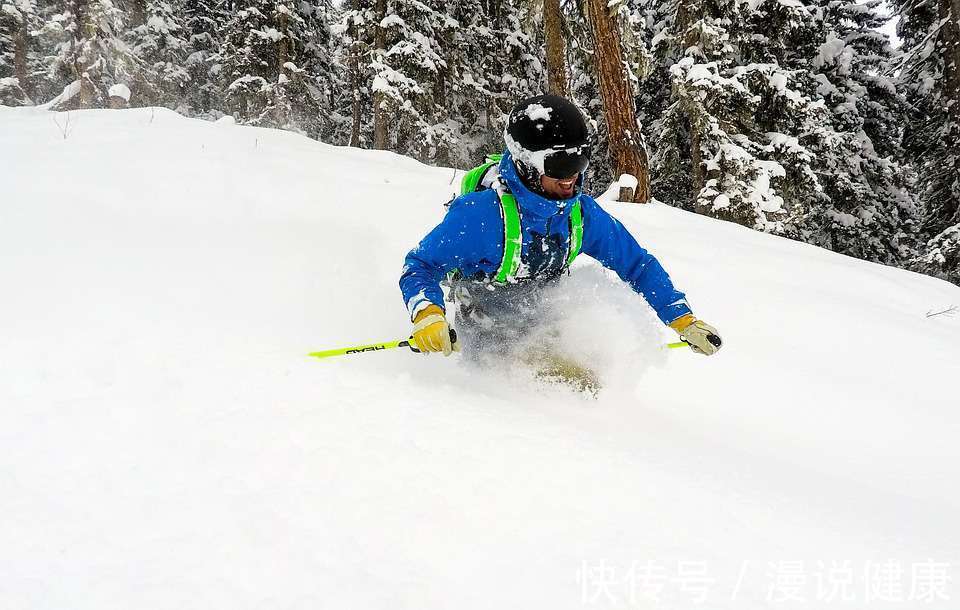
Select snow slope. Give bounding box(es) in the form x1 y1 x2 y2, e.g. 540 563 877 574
2 106 959 609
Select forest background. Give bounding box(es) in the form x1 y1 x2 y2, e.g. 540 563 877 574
2 0 958 285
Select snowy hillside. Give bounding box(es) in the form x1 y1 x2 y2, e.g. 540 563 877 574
2 106 959 609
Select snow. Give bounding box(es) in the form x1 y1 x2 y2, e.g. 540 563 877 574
684 62 717 85
256 27 284 42
522 102 552 122
712 193 731 209
108 83 131 101
228 74 269 92
617 173 638 189
767 72 788 92
1 107 959 609
380 14 406 28
145 15 170 32
37 79 80 110
814 35 850 72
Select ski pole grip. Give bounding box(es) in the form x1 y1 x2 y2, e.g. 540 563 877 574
404 328 459 354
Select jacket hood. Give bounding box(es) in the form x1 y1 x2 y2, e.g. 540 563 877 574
498 150 583 218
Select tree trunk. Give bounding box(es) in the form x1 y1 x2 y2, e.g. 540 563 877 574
129 0 147 28
584 0 650 202
689 113 704 195
13 16 30 100
372 95 388 151
543 0 568 97
348 0 362 147
372 0 389 150
277 11 289 74
77 0 98 109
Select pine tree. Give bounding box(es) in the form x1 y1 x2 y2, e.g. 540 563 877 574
340 0 540 165
297 0 340 139
337 0 371 146
182 0 225 115
440 0 542 165
642 0 816 229
0 0 40 104
126 0 190 107
895 0 960 283
784 0 918 264
218 0 333 135
367 0 455 159
38 0 136 108
632 0 918 263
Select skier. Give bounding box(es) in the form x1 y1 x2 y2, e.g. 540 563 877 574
399 94 722 372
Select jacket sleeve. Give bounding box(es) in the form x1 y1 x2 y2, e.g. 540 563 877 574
399 196 502 320
579 196 693 325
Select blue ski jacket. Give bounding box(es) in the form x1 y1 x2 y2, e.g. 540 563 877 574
400 151 692 325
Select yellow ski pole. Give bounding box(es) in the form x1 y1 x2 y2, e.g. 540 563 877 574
308 338 414 359
308 329 458 359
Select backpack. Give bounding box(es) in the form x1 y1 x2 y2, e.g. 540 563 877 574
457 154 583 284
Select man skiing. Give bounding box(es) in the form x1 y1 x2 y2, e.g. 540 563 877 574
399 94 722 370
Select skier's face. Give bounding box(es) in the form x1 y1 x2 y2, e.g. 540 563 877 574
540 174 579 199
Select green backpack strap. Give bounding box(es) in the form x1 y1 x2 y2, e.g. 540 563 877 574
494 193 580 283
460 154 503 196
566 198 583 267
459 154 580 283
494 192 522 284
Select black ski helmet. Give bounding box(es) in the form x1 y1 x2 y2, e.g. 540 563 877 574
504 94 592 187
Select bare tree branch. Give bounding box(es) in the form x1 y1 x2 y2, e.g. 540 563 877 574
926 305 958 318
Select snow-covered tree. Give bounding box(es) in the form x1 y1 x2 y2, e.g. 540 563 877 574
218 0 335 136
631 0 917 265
640 0 818 230
367 0 455 159
894 0 960 283
39 0 136 108
125 0 190 107
341 0 540 164
182 0 225 115
439 0 542 165
0 0 30 105
785 0 918 264
299 0 341 139
0 0 40 104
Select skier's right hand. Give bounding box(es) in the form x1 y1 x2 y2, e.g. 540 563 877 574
412 305 460 356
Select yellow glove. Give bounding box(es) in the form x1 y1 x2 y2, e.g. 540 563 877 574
669 314 722 356
412 305 460 356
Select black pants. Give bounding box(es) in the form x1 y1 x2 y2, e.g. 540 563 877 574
450 276 563 358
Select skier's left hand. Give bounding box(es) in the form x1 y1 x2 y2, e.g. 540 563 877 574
669 314 722 355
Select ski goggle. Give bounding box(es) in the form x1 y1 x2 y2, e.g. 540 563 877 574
543 143 592 179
